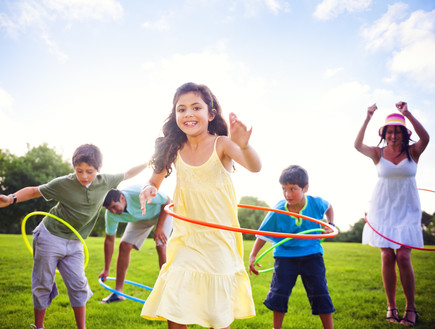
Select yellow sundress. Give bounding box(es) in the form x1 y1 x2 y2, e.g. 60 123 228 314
141 137 255 328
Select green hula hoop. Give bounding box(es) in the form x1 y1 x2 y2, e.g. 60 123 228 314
21 211 89 271
253 228 326 273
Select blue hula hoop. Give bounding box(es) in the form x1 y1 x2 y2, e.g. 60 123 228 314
98 277 153 304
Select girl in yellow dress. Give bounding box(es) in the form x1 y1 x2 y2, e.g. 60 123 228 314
139 82 261 329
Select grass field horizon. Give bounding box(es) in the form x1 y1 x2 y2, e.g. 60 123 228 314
1 235 434 328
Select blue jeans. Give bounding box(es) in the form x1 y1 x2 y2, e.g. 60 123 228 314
264 253 335 315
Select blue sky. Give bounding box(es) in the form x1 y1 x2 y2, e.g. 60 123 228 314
1 0 434 230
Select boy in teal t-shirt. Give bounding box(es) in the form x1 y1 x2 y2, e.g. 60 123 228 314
249 165 335 329
0 144 147 329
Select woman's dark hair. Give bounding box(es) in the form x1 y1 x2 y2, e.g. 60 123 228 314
150 82 228 177
378 125 412 160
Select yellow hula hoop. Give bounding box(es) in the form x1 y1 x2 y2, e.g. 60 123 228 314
21 211 89 270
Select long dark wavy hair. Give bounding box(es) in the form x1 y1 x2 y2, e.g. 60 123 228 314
150 82 229 177
378 125 412 160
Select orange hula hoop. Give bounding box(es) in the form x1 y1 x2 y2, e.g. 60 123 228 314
164 203 339 239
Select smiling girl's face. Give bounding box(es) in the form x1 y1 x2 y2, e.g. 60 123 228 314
175 91 215 137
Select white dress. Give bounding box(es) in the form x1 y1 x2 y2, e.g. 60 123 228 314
362 150 423 249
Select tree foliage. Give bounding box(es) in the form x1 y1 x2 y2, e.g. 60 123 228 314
237 196 270 240
328 218 365 243
0 144 72 233
421 211 435 245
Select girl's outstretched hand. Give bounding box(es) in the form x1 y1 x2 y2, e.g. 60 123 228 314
139 186 157 216
229 112 252 149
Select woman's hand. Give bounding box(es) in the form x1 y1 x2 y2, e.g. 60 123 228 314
396 101 410 116
367 103 377 118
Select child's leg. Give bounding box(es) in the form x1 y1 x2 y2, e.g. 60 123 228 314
168 320 187 329
34 308 46 328
300 254 335 328
273 311 285 329
57 240 92 324
264 258 298 329
32 224 61 328
73 305 86 329
319 313 333 329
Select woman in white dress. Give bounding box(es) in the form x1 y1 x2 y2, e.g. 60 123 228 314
354 101 429 327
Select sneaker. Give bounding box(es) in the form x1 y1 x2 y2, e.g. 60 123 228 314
101 292 125 304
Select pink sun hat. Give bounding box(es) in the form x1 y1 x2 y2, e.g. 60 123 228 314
379 113 412 137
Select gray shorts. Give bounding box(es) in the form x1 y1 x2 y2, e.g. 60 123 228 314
121 213 173 250
32 222 92 309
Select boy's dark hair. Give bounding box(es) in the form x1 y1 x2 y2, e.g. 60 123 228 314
279 165 309 188
72 144 103 169
103 189 123 208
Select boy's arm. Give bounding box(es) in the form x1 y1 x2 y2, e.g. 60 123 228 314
123 163 148 181
325 205 334 225
324 205 335 232
99 234 116 282
249 238 267 276
0 186 42 208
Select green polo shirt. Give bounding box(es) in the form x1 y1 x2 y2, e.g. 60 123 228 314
39 172 124 239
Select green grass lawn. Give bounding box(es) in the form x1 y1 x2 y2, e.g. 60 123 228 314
1 234 434 328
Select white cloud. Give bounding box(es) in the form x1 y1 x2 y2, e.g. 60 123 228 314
43 0 124 21
0 88 14 110
142 15 171 31
41 32 69 63
361 3 409 50
389 38 435 87
313 0 371 21
362 5 435 89
229 0 290 17
323 67 343 79
0 0 123 61
263 0 290 15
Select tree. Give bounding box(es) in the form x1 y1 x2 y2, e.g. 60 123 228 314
237 196 270 240
422 211 435 245
0 144 72 233
328 218 365 243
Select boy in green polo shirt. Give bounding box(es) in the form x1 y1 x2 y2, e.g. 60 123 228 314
0 144 147 329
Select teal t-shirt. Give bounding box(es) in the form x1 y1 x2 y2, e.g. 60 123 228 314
39 172 124 239
258 196 330 257
105 185 169 236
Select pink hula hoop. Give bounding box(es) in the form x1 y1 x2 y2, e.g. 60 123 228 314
364 188 435 251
